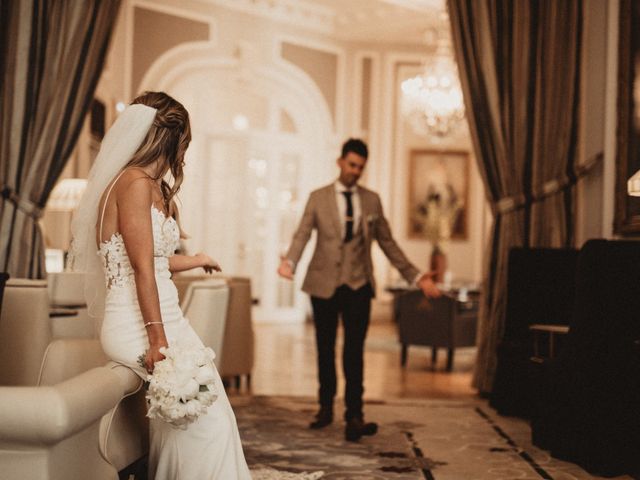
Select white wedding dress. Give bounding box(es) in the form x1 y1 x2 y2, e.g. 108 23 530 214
74 104 317 480
99 204 253 479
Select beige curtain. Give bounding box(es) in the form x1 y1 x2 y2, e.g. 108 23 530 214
0 0 120 278
448 0 583 393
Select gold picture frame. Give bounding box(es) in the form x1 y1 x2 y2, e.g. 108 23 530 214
614 0 640 234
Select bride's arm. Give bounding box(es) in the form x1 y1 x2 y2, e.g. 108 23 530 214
118 175 168 372
169 253 221 274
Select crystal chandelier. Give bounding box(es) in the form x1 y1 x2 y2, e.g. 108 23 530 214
401 26 465 139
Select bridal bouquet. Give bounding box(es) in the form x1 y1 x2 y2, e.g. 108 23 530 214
138 342 218 428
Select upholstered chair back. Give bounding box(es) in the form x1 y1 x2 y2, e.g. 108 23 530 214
490 247 578 417
38 338 109 385
219 276 254 378
0 279 52 386
172 275 254 379
47 271 87 306
180 278 229 364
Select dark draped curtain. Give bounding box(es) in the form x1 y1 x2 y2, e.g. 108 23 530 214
0 0 120 278
447 0 583 393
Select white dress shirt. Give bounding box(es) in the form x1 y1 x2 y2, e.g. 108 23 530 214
334 180 361 238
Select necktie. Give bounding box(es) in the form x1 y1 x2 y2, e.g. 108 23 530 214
343 191 354 242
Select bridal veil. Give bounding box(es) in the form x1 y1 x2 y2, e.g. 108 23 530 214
68 103 157 319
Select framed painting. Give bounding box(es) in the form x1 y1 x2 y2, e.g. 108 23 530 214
408 149 469 241
614 0 640 234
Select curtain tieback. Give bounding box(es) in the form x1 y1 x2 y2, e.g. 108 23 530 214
495 152 603 215
496 194 527 214
1 185 44 219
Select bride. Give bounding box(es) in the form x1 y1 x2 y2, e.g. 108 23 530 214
70 91 253 479
71 91 323 480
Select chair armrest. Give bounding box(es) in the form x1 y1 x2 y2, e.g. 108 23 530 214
529 324 569 360
529 324 570 334
0 366 126 445
106 361 144 394
98 363 146 470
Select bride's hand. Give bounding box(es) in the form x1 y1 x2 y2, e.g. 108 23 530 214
195 253 221 274
145 343 167 373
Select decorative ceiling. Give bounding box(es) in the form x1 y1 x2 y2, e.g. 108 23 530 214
197 0 444 45
311 0 445 44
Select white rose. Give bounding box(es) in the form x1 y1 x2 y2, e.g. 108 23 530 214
173 355 196 374
185 399 202 416
201 347 216 362
175 378 199 401
198 390 217 406
194 365 216 385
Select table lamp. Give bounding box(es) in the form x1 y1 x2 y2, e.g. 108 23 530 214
628 169 640 196
42 178 87 254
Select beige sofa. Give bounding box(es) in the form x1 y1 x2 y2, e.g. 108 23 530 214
0 279 148 479
0 338 145 480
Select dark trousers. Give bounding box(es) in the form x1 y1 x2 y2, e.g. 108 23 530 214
310 283 373 420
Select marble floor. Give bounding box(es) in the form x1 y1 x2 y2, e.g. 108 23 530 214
233 395 634 480
231 320 636 480
250 321 477 401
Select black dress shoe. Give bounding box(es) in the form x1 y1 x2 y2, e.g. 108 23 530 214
309 408 333 429
345 417 378 441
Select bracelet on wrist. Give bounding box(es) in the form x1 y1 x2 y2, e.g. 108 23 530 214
144 321 163 327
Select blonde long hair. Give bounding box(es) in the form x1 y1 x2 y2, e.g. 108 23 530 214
126 91 191 214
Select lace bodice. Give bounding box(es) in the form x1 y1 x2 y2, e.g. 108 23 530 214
98 206 180 289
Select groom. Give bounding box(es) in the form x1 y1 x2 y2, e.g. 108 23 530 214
278 138 440 441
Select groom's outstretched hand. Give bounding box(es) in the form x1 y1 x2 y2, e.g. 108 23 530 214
277 256 294 280
418 272 441 298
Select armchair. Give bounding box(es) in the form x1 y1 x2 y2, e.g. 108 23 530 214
489 247 578 417
396 290 477 371
531 239 640 477
173 275 254 387
0 279 53 386
0 338 145 480
179 278 229 366
48 271 97 338
218 276 254 387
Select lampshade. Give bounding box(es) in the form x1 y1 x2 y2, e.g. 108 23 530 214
47 178 88 211
628 169 640 196
42 178 88 251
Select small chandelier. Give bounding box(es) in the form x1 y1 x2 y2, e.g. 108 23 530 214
401 24 465 139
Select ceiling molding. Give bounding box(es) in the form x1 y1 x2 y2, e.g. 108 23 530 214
192 0 442 44
379 0 444 12
197 0 336 33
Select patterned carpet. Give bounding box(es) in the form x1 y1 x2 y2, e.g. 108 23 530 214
231 395 635 480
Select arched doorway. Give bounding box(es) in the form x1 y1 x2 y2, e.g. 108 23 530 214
139 44 334 322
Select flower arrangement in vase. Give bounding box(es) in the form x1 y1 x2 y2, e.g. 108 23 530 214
413 184 461 283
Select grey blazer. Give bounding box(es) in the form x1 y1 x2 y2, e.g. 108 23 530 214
286 184 420 299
